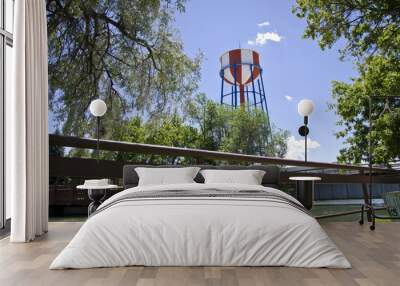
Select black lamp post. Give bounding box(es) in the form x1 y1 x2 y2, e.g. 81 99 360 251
297 99 315 162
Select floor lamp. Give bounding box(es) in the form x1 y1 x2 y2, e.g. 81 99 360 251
89 99 107 161
297 99 315 162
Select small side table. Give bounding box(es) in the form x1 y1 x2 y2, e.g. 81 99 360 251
289 176 321 210
76 185 121 216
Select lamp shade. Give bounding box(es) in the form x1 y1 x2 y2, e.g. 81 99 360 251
297 99 315 117
89 99 107 117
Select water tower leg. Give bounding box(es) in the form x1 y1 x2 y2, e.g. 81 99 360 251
240 85 245 108
246 86 250 112
231 86 234 108
233 64 238 108
220 78 224 105
257 79 264 112
250 65 257 109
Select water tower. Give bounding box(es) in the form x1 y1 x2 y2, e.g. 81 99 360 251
219 48 273 152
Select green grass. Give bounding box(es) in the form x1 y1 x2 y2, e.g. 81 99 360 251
311 204 392 222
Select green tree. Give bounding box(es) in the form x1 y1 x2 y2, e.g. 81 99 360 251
294 0 400 165
109 116 147 162
220 107 269 156
109 113 200 164
293 0 400 59
145 113 199 148
187 94 288 157
46 0 202 137
186 93 228 151
267 125 290 159
330 56 400 165
109 96 290 163
145 113 200 164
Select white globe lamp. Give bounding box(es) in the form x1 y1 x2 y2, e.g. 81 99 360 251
90 99 107 117
297 99 314 117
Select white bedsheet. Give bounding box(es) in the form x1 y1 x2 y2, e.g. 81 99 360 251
50 183 351 269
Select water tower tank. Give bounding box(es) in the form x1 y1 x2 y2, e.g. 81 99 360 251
219 49 267 110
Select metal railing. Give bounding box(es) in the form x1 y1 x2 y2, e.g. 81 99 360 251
49 134 400 218
49 134 396 171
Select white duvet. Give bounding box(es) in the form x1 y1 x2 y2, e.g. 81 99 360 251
50 183 351 269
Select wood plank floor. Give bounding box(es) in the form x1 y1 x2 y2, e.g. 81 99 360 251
0 222 399 286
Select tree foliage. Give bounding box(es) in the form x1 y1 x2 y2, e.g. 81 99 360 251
294 0 400 165
219 108 270 156
293 0 400 60
46 0 202 136
186 94 288 157
90 95 290 164
267 125 290 159
110 114 200 164
330 56 400 165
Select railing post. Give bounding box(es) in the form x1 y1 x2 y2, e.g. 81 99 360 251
360 170 372 222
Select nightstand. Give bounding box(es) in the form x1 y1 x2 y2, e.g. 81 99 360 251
289 176 321 210
76 184 121 216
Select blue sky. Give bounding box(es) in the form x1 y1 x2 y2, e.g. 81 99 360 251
174 0 358 162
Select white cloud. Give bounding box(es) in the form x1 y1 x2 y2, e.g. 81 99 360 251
285 95 293 101
285 136 321 160
248 32 283 46
258 21 270 27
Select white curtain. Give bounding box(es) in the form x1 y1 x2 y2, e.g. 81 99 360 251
7 0 49 242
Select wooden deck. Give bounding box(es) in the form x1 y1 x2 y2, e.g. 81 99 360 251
0 222 399 286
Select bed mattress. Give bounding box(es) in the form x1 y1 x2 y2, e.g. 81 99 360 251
50 183 351 269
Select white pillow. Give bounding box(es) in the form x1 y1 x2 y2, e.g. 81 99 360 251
135 167 200 186
200 169 265 185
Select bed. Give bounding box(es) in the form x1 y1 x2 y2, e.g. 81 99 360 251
50 165 351 269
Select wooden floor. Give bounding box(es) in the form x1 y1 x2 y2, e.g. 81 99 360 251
0 222 399 286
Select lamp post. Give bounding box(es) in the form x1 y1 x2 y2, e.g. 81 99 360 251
89 99 107 161
297 99 315 162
